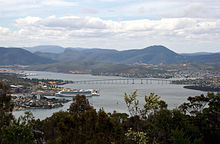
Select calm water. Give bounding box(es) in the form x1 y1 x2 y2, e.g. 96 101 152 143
13 71 204 120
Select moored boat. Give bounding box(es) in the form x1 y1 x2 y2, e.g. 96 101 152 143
55 89 99 97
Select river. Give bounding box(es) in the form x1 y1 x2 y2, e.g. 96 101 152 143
13 71 204 120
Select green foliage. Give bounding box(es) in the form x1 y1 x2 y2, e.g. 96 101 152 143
144 93 161 111
125 128 148 144
124 91 167 119
171 128 191 144
43 95 125 144
0 82 14 143
179 94 209 115
1 112 35 144
171 128 202 144
0 82 14 127
1 87 220 144
179 92 220 144
124 90 141 117
68 94 94 115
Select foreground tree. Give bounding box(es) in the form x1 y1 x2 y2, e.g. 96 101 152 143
0 82 14 128
179 92 220 144
0 82 14 142
1 112 36 144
68 94 94 115
124 91 167 119
1 84 219 144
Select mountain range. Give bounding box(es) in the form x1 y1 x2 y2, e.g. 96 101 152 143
35 45 187 64
23 45 88 53
0 47 55 65
0 45 219 66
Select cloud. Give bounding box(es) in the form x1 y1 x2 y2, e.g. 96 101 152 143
0 0 219 52
82 8 99 14
0 0 39 11
0 0 77 12
41 0 77 7
0 26 10 35
15 16 108 30
110 0 220 19
0 15 216 52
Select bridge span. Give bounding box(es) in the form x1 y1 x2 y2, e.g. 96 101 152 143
70 78 172 85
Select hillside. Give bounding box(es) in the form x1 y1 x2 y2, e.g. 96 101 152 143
25 61 132 74
24 45 89 54
36 45 186 64
23 45 65 54
187 53 220 63
0 47 55 65
24 60 164 78
119 46 186 64
1 45 219 66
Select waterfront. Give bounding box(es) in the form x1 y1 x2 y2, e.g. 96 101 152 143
13 71 204 120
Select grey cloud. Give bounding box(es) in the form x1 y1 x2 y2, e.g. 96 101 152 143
35 17 107 29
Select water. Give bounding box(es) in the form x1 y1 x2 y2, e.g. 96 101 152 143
13 71 204 120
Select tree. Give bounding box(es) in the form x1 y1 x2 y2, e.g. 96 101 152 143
0 82 14 127
179 94 209 116
0 82 14 142
68 94 93 115
125 128 148 144
1 112 36 144
124 91 167 119
171 128 202 144
124 90 141 117
179 92 220 144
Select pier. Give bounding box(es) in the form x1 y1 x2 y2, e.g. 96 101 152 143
71 78 171 85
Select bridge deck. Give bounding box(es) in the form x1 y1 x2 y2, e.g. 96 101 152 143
70 78 172 84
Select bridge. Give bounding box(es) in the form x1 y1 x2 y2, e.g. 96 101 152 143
70 78 172 85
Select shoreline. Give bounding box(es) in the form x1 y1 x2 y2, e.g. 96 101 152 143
183 85 220 92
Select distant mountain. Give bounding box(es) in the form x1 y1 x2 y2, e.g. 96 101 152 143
119 46 186 64
0 47 55 65
3 45 219 65
187 53 220 63
24 45 89 54
36 45 186 64
66 47 89 51
23 45 65 54
181 52 214 56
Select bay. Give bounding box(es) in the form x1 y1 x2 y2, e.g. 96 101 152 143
13 71 203 120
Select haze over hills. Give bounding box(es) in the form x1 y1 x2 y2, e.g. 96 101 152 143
23 45 65 54
23 45 89 54
0 47 55 65
180 52 214 56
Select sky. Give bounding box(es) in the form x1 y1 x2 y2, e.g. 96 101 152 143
0 0 220 53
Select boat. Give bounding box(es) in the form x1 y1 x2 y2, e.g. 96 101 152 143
55 89 99 97
91 90 100 96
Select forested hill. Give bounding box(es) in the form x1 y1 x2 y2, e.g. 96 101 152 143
36 45 187 64
0 47 55 65
18 45 220 64
23 45 65 53
185 53 220 63
1 45 219 65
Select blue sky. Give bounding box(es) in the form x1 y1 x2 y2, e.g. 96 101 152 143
0 0 220 53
